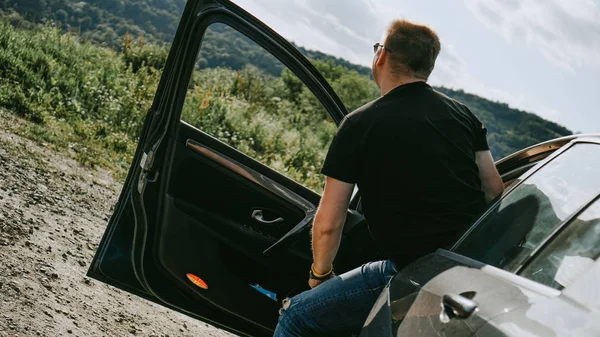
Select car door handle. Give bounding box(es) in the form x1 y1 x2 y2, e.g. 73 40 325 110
441 293 478 321
251 210 284 225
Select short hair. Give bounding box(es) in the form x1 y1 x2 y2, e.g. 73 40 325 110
384 20 441 80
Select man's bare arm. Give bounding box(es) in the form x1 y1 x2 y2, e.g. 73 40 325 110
311 177 354 276
476 150 504 203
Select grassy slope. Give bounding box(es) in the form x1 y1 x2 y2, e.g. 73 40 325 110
0 23 159 179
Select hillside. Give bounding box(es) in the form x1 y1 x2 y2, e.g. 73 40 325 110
0 1 572 164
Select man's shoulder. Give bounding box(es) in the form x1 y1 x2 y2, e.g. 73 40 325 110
344 97 384 123
431 88 483 122
431 88 470 110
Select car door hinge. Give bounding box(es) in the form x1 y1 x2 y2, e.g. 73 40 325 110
137 150 156 194
139 151 152 171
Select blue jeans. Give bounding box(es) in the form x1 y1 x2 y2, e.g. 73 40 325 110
273 260 398 337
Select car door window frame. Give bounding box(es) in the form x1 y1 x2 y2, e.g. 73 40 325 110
451 139 600 265
164 6 347 136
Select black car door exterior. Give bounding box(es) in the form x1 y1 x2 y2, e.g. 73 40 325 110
86 1 358 336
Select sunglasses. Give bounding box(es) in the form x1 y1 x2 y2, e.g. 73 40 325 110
373 42 393 54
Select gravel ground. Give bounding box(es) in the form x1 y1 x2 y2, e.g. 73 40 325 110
0 112 234 337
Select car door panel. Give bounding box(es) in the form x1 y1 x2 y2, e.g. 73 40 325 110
474 260 600 337
97 121 325 335
91 123 319 336
361 251 485 336
360 250 561 337
394 266 533 337
474 301 585 337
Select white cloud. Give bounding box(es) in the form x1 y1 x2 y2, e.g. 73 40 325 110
431 44 567 125
432 44 524 106
533 104 562 123
231 0 385 65
465 0 600 71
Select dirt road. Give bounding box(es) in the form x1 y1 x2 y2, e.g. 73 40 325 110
0 113 234 337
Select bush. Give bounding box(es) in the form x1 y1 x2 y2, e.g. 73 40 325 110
0 21 160 177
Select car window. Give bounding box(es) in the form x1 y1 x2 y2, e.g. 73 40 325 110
454 143 600 271
180 23 338 193
519 199 600 289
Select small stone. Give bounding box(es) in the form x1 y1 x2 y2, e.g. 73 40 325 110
41 277 52 290
77 260 86 267
67 329 73 334
129 325 139 334
8 281 20 293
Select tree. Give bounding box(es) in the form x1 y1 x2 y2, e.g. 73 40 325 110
16 0 47 20
55 9 67 23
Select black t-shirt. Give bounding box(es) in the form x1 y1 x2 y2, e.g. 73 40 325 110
321 81 488 267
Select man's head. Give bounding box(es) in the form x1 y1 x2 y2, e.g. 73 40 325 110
372 20 441 88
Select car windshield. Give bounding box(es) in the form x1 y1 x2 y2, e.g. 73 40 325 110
454 143 600 272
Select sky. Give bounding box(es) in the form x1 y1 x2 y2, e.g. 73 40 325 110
230 0 600 133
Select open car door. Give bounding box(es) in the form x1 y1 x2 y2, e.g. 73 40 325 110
87 0 373 336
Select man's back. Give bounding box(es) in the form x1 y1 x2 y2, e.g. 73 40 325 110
322 81 488 266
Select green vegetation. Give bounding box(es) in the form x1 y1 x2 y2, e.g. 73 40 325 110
0 0 186 47
0 21 373 191
0 22 159 177
0 2 573 190
181 66 338 190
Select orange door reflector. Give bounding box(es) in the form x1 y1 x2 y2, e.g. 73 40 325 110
186 273 209 290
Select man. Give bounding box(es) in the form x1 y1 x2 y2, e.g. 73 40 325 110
274 19 504 336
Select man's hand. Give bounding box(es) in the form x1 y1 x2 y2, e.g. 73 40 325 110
475 150 504 203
